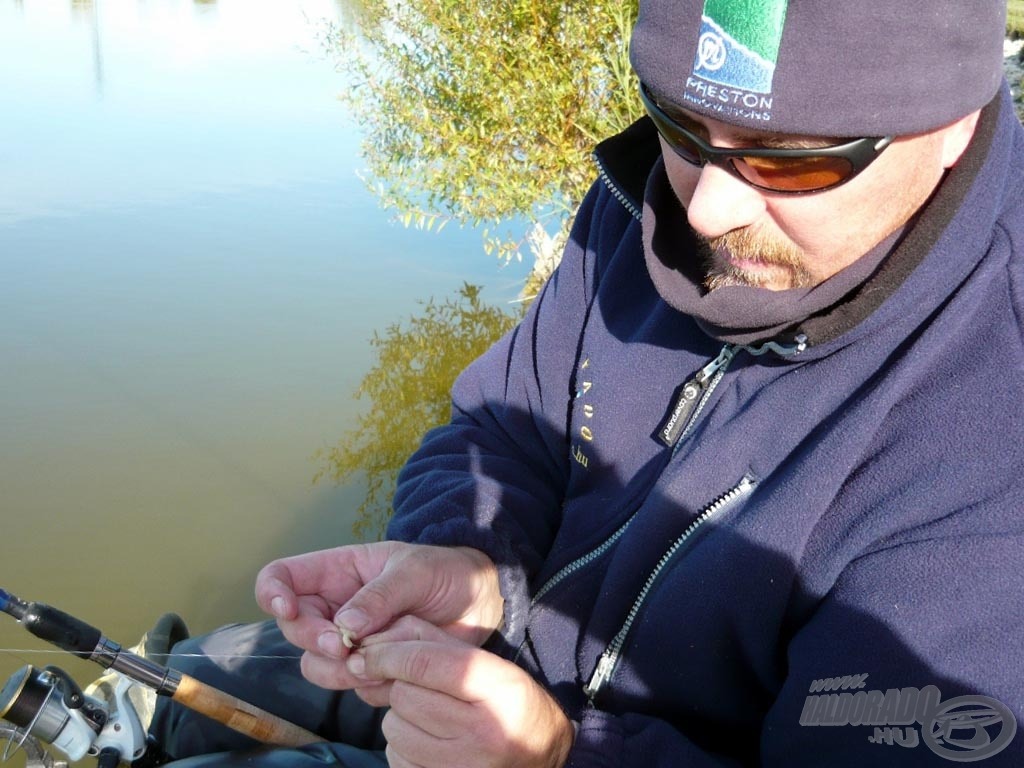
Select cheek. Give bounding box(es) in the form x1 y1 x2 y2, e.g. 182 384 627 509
762 151 936 269
759 204 836 255
660 141 701 205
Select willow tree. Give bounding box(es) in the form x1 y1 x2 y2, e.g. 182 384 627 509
318 1 641 538
329 0 642 292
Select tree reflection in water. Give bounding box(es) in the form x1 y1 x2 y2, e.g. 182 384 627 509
316 283 521 540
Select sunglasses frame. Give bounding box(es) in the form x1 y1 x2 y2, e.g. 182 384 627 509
639 83 894 194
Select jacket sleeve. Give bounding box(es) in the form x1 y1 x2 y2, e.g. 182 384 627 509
387 179 632 646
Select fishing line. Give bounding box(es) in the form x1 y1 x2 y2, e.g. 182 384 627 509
0 649 302 660
0 588 324 748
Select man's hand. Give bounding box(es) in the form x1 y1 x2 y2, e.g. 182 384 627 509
346 618 575 768
254 542 504 689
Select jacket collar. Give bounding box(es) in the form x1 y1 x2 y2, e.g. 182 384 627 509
592 117 661 221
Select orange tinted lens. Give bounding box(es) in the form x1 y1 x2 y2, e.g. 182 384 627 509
735 155 853 192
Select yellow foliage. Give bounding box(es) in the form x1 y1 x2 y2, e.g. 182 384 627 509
327 0 642 267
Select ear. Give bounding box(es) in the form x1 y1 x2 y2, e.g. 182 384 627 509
939 110 982 169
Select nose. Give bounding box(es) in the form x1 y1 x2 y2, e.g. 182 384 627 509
684 162 766 239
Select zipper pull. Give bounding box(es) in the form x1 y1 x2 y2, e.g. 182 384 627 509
657 345 735 447
583 650 617 700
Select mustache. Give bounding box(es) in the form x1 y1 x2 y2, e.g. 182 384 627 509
702 228 806 269
698 228 814 290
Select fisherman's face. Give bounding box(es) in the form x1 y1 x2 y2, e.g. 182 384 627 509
659 108 980 291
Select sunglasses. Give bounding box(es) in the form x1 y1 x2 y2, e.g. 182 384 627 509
639 83 894 194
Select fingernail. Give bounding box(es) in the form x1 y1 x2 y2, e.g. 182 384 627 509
271 596 286 618
318 631 343 657
346 652 366 677
334 608 368 634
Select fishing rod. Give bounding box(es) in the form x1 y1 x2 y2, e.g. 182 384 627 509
0 588 323 764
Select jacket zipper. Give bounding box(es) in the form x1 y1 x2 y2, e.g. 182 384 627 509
567 157 806 699
520 344 741 662
583 474 758 702
512 515 635 665
658 344 736 449
529 516 634 607
529 343 739 615
658 335 808 450
594 153 643 222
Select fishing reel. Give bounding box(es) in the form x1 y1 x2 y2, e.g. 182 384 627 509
0 665 147 767
0 592 314 763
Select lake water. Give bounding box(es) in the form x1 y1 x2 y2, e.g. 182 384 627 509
0 0 530 710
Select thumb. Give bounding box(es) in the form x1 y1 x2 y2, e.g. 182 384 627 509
332 559 426 643
333 544 500 647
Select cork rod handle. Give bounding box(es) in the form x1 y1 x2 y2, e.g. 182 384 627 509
172 673 325 747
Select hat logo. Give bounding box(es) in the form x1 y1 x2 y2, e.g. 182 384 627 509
690 0 789 95
697 31 728 72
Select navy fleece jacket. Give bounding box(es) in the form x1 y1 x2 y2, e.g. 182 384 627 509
389 84 1024 766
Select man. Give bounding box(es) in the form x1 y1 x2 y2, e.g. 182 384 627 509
150 0 1023 765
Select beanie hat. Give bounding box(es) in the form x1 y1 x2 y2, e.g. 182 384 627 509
630 0 1007 137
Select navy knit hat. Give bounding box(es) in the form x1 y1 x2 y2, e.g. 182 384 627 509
630 0 1007 137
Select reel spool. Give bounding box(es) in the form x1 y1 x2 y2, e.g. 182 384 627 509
0 666 105 763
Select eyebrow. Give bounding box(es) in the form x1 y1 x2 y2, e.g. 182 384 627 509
657 97 840 150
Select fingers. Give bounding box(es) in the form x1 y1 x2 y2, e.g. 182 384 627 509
254 564 299 620
255 542 425 649
360 615 455 647
255 542 502 660
380 686 488 768
278 595 345 658
254 544 396 656
347 637 491 702
334 545 503 648
302 617 458 696
353 680 393 709
254 547 372 617
329 546 444 641
381 703 460 754
356 643 575 768
385 743 426 768
386 681 469 739
299 647 382 691
254 556 308 618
